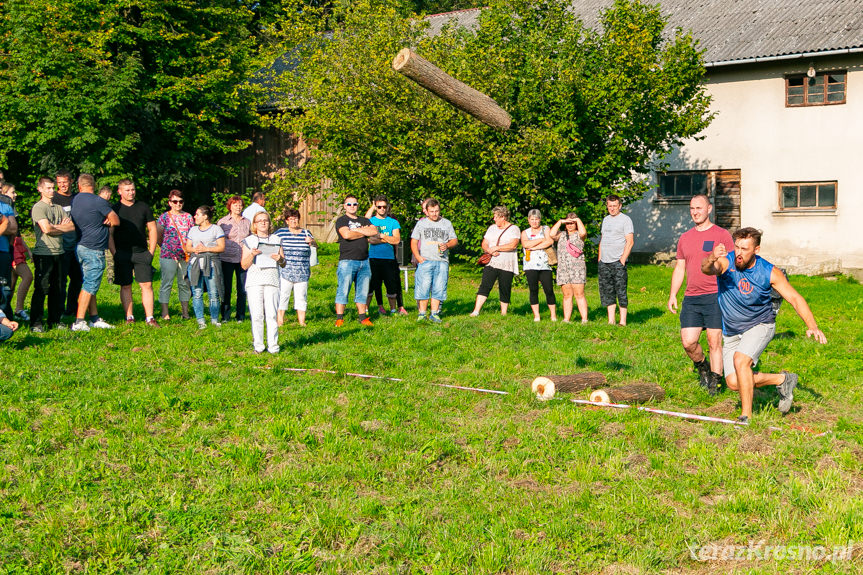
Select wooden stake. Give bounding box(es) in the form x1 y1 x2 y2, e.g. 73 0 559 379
589 382 665 404
392 48 512 130
531 372 607 400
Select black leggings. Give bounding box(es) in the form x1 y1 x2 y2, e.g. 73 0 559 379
525 269 556 306
369 258 403 308
477 266 515 304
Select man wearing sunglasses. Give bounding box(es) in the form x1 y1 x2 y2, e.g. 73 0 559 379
365 195 407 316
334 194 379 327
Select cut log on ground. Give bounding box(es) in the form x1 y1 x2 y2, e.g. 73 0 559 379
392 48 512 130
589 382 665 404
531 372 607 400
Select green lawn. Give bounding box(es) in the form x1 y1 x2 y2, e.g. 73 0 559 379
1 248 862 573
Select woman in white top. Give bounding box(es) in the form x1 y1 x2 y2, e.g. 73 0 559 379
241 211 285 354
184 206 225 329
521 209 557 321
470 206 521 316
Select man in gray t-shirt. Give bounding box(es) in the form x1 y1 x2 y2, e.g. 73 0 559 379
410 199 457 322
598 194 634 326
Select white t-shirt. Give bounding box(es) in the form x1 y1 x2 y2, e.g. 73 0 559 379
522 225 551 271
243 234 280 288
484 224 520 274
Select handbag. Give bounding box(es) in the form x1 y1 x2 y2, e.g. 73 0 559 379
544 245 558 266
306 230 318 267
477 224 514 266
566 239 583 259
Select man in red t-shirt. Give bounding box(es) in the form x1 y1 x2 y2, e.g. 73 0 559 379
668 194 734 395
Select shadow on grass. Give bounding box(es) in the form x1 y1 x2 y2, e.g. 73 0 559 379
288 325 364 347
625 306 664 325
575 356 633 373
7 334 43 349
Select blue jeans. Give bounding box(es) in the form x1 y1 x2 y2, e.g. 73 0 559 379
414 260 449 302
0 322 13 342
335 259 371 305
76 245 106 295
190 272 221 322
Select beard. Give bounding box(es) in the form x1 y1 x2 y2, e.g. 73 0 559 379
735 254 754 270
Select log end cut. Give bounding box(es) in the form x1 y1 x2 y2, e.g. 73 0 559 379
392 48 412 71
589 389 611 404
531 377 556 401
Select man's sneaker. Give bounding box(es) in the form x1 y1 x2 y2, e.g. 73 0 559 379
429 314 442 324
777 371 798 414
416 314 427 322
736 415 749 425
125 317 135 325
15 310 29 321
211 320 222 327
197 320 207 330
707 372 722 396
88 318 114 329
54 323 68 331
31 324 44 333
360 318 374 327
695 359 711 390
334 319 344 327
71 320 90 332
145 318 161 328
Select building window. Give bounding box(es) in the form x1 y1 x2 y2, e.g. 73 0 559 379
786 71 846 106
657 171 711 198
779 181 837 210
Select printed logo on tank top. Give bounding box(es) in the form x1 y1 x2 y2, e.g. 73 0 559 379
738 277 753 295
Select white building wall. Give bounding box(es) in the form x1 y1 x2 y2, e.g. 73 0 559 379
628 55 863 276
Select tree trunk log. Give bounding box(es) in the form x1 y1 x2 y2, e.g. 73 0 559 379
531 372 607 400
392 48 512 131
590 382 665 404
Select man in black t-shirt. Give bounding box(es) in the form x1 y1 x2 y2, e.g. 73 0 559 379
334 194 378 327
111 179 160 327
53 170 83 317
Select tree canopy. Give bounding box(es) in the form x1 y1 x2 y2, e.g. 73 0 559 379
270 0 713 253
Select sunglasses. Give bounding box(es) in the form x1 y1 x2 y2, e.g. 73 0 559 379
345 202 358 206
376 205 387 209
169 199 183 204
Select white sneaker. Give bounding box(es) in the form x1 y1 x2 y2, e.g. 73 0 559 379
88 318 114 329
71 321 90 332
211 320 222 327
197 321 207 330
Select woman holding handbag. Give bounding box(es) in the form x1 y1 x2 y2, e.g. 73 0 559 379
550 212 588 323
521 209 557 322
156 189 193 320
470 206 521 316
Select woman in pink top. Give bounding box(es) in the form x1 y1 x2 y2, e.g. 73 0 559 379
217 196 251 322
156 189 194 320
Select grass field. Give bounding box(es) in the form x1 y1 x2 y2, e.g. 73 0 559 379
1 246 862 574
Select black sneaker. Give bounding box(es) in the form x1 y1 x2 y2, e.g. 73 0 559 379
30 323 44 333
777 371 798 414
736 415 749 425
695 359 711 390
707 372 722 396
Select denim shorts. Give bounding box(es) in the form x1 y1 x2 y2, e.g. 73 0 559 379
76 244 106 295
335 259 371 305
414 260 449 302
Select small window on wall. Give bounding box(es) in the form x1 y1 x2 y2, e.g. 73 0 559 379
658 171 711 198
786 71 846 106
779 181 837 210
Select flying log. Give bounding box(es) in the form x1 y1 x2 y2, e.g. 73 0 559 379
391 48 512 131
589 382 666 404
531 372 607 400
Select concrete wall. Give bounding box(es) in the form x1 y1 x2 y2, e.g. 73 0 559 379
628 54 863 277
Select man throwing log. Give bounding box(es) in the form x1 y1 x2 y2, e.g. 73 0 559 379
702 227 827 423
668 194 733 395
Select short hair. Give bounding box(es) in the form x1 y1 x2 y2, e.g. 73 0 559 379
425 198 440 209
373 194 388 205
283 207 300 220
252 191 266 203
77 173 96 190
732 227 763 247
343 194 358 204
606 194 622 204
691 193 711 205
38 176 54 187
566 212 578 220
55 170 72 181
168 189 183 200
252 210 271 234
226 195 243 211
117 178 133 187
527 209 542 219
196 205 215 221
98 185 112 197
492 206 510 220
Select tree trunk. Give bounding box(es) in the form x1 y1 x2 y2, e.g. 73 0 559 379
590 382 665 404
392 48 512 131
531 372 607 400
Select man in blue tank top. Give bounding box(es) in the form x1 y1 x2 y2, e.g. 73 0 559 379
702 227 827 424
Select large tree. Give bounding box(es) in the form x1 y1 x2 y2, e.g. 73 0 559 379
270 0 712 254
0 0 270 201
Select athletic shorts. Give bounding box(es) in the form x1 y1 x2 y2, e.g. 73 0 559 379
680 293 723 330
722 322 776 377
114 250 154 286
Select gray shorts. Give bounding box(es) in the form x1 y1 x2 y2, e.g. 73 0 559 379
722 323 776 376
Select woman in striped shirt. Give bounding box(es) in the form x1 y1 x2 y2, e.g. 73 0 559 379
273 207 316 327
